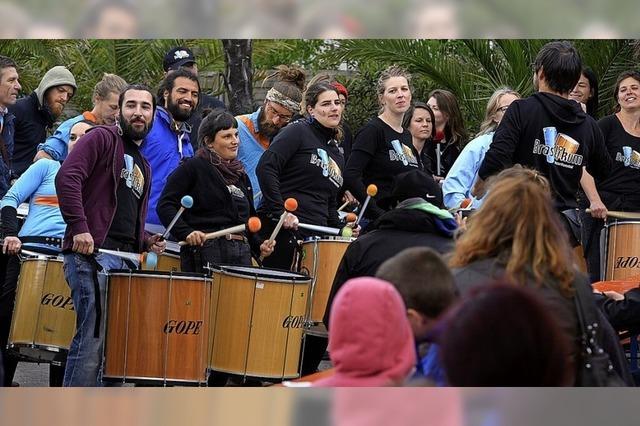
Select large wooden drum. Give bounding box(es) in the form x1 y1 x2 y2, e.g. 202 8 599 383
299 237 351 336
103 270 211 385
8 256 75 365
208 266 310 380
604 220 640 280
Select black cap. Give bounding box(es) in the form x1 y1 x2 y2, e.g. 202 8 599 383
163 47 196 71
377 169 444 210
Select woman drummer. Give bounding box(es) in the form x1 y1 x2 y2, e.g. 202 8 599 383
580 70 640 282
157 108 274 273
256 77 360 376
0 120 94 387
344 66 421 222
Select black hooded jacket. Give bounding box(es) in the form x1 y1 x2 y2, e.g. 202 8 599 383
323 206 454 329
478 92 612 210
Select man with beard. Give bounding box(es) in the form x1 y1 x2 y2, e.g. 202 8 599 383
9 65 76 177
55 84 166 386
142 69 199 233
237 65 305 207
162 46 225 137
35 73 127 161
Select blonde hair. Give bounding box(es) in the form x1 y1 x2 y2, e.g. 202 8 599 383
376 65 412 113
477 87 521 137
449 166 576 297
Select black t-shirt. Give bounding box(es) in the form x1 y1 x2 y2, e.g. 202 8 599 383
107 138 147 246
596 114 640 210
257 119 344 226
344 117 420 218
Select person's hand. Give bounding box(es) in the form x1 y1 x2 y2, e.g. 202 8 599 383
344 219 361 238
2 236 22 255
186 230 206 246
73 232 94 255
283 212 299 230
260 239 276 258
454 211 468 231
589 199 608 220
341 190 359 207
471 178 487 198
147 233 167 254
603 290 624 301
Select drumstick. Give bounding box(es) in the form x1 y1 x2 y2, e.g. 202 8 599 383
356 184 378 225
260 198 298 261
337 200 349 212
586 209 640 220
97 248 158 269
178 217 262 246
162 195 194 239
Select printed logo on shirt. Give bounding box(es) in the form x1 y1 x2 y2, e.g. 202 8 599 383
616 146 640 169
388 140 419 167
532 127 583 169
121 154 145 199
227 184 245 199
310 149 343 188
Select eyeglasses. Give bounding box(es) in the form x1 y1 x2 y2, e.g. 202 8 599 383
266 102 293 123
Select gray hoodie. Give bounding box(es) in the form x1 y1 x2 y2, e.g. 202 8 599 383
34 65 77 106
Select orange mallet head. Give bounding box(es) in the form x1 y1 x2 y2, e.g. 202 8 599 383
345 212 357 222
284 197 298 212
460 198 472 209
247 216 262 233
366 184 378 197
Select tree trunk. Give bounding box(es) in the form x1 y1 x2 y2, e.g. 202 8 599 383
222 39 254 115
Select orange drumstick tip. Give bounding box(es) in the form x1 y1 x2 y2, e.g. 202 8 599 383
366 184 378 197
345 212 357 222
460 198 472 209
247 216 262 233
284 197 298 212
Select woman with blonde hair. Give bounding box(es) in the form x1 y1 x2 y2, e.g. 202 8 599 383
344 65 421 221
450 166 630 386
443 88 520 209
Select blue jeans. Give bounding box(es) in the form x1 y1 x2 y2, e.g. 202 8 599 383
62 252 133 387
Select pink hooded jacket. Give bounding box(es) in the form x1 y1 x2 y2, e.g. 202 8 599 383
314 277 416 387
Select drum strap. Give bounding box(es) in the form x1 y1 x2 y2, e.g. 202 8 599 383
88 256 104 338
19 236 63 247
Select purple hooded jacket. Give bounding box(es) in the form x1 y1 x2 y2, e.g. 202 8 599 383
55 125 152 252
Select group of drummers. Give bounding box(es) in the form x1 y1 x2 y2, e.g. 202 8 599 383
2 39 640 387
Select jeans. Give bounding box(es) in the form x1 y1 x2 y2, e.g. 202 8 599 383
62 252 133 387
180 238 251 273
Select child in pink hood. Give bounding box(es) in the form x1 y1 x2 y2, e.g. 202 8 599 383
313 277 416 387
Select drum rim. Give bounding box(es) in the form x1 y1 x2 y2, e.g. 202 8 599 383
215 264 311 283
108 269 211 280
301 236 353 243
19 255 64 261
605 220 640 228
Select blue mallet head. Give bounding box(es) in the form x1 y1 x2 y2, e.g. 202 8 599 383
181 195 194 209
144 252 158 269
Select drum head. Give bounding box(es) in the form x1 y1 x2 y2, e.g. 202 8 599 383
217 265 309 281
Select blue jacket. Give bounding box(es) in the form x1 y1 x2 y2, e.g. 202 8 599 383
0 159 65 251
141 107 194 227
0 110 16 199
443 132 494 209
37 113 89 161
237 108 267 207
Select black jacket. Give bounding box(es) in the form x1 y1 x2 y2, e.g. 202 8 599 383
478 92 612 210
157 156 262 253
324 207 454 329
8 92 56 177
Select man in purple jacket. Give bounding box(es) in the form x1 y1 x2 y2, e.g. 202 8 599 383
55 84 166 386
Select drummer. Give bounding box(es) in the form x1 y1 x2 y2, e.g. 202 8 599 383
157 108 275 272
580 70 640 282
0 120 94 387
256 76 358 271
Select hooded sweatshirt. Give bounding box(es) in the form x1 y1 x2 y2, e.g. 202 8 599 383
478 92 612 210
313 277 416 387
9 66 76 176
